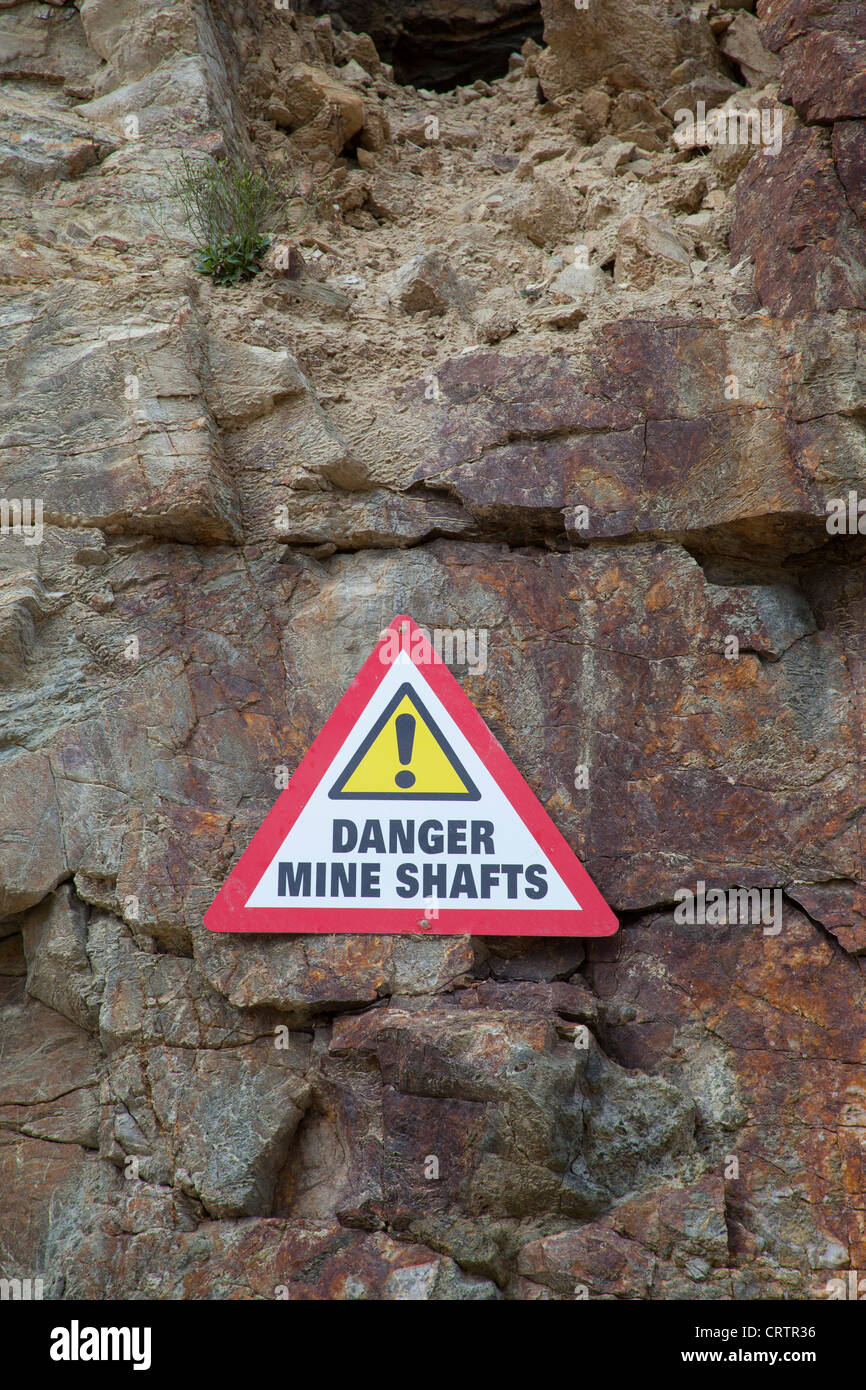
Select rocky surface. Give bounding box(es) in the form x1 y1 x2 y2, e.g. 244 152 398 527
536 0 725 104
0 0 864 1300
731 2 866 316
304 0 545 91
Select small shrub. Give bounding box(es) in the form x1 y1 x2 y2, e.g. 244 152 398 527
193 231 272 286
163 153 291 286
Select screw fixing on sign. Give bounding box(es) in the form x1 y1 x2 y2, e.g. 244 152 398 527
204 616 619 937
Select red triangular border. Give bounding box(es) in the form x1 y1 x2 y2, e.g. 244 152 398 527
204 616 618 936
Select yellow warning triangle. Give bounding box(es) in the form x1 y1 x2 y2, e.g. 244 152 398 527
329 683 480 801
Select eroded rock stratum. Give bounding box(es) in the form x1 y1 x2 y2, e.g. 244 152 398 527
0 0 863 1300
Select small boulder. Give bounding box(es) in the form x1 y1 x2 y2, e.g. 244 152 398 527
268 62 365 143
475 288 520 343
390 250 474 316
531 301 586 331
665 168 709 215
614 215 692 289
333 30 383 78
600 138 636 173
551 262 610 299
610 91 672 152
501 174 580 248
581 88 612 128
262 242 305 279
719 12 781 89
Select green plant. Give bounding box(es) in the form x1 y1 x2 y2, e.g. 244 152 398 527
193 231 271 286
163 153 290 286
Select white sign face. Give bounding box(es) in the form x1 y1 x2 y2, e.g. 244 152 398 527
247 651 581 913
204 616 618 936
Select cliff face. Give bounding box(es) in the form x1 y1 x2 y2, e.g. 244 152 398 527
1 0 864 1300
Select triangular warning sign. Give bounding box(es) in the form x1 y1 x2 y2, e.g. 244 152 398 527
204 616 618 937
329 683 480 801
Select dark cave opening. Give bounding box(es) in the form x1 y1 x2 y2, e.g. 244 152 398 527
390 6 544 92
301 2 544 93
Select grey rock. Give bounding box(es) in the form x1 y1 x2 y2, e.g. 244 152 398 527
22 884 102 1032
390 250 475 316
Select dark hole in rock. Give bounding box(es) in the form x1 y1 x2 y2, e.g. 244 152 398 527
302 1 544 92
390 8 544 91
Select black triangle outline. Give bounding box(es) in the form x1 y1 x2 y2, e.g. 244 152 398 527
328 681 481 801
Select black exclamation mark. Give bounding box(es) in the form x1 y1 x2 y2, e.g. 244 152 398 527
394 712 416 789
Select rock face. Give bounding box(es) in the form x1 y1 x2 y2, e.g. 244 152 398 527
730 0 866 315
536 0 723 102
757 0 866 123
1 0 864 1302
